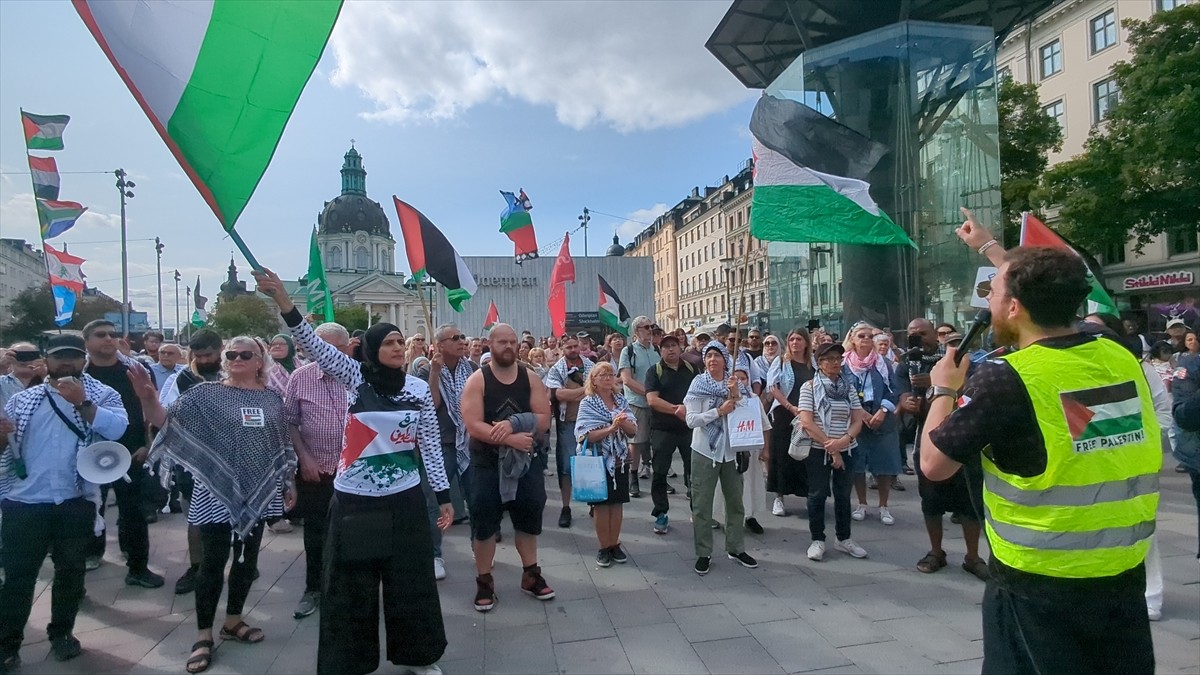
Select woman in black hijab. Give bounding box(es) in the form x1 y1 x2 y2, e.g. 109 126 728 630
254 268 452 675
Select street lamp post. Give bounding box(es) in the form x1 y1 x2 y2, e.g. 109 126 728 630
578 208 590 257
185 285 191 344
173 270 181 342
114 169 135 337
810 245 833 320
155 237 164 331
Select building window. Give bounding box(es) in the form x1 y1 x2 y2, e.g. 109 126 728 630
1090 10 1117 54
354 246 370 269
1168 227 1199 255
1093 77 1120 123
1043 99 1065 130
998 65 1012 82
1158 0 1189 10
1104 241 1126 264
1039 40 1062 79
326 245 342 269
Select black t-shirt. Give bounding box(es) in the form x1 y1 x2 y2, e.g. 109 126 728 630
86 361 149 450
645 360 696 433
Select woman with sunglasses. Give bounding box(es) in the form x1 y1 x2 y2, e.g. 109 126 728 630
406 334 430 376
842 322 901 526
253 267 451 675
131 336 296 673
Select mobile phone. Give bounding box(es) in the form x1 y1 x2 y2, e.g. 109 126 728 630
807 319 821 331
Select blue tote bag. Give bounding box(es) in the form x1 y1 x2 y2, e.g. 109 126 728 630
570 438 609 503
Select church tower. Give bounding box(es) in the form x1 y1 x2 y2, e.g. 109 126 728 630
315 144 395 274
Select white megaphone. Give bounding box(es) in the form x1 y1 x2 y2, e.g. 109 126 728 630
76 441 132 484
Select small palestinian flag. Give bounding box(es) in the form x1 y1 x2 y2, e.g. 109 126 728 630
483 300 499 331
1060 381 1145 453
597 274 630 336
28 156 60 200
394 197 477 311
21 111 70 151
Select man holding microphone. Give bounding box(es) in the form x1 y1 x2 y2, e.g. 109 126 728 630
919 211 1161 673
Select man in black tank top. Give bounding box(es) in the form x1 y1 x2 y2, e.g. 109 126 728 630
461 324 553 613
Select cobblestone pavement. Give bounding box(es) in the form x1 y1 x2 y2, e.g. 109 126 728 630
8 458 1198 674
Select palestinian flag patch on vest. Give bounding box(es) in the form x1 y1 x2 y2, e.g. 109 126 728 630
1060 381 1144 453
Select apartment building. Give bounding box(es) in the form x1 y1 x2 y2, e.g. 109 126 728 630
998 0 1198 331
629 196 697 329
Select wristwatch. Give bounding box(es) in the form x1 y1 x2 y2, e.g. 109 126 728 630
75 400 95 412
925 386 957 402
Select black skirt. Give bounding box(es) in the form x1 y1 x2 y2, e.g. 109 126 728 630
767 407 809 497
588 462 631 506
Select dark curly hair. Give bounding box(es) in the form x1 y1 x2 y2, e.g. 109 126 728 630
1002 248 1091 329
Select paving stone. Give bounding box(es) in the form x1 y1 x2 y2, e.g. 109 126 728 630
669 604 749 643
746 618 852 673
794 604 895 649
712 583 799 625
554 636 633 674
600 589 674 629
692 636 786 674
616 622 708 675
874 616 983 665
830 584 926 621
546 597 615 644
484 624 557 674
838 640 940 674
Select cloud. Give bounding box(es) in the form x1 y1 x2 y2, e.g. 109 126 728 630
614 203 668 243
329 1 752 132
0 191 121 242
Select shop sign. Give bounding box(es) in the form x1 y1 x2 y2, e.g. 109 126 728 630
1121 271 1195 291
477 276 539 288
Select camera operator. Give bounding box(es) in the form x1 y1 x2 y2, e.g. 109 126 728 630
897 320 988 580
921 211 1161 674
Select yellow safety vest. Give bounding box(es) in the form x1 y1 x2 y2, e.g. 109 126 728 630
983 337 1161 579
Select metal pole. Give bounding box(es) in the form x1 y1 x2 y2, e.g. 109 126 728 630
115 168 134 338
155 237 164 330
174 271 180 342
185 286 191 343
579 208 590 257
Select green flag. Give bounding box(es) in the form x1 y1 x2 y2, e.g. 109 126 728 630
306 228 335 321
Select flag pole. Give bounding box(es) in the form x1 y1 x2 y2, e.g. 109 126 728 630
228 227 263 271
733 230 753 360
413 276 435 340
24 107 66 330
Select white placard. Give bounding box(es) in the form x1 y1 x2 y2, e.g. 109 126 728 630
971 267 998 309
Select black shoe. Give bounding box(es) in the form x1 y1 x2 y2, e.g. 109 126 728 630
629 478 641 498
50 635 81 661
727 551 759 568
666 483 677 495
1176 465 1189 473
495 532 502 543
694 556 711 576
125 569 165 589
144 511 158 524
0 652 19 673
596 548 614 568
745 518 764 535
168 500 183 514
174 565 199 595
558 507 572 528
252 568 261 581
610 545 628 564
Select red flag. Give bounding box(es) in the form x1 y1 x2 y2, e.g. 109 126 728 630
483 300 499 330
550 233 575 287
548 283 567 338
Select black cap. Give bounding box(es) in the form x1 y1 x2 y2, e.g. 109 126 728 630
46 334 86 356
715 323 734 337
814 342 845 360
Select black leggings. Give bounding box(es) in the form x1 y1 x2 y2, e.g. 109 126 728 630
194 521 264 630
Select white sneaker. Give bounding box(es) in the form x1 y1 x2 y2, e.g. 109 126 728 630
851 505 867 521
880 508 895 526
772 497 786 517
400 665 443 675
433 557 446 581
835 538 868 559
1147 607 1162 621
807 540 826 561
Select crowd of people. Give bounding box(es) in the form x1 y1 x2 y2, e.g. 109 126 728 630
0 228 1196 673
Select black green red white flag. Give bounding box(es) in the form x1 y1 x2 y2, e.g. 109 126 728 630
1020 212 1118 316
597 275 630 336
21 111 70 151
483 301 499 331
394 197 477 312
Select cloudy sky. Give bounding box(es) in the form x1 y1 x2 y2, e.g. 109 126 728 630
0 0 756 330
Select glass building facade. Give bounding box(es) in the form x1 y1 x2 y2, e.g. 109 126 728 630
764 21 1002 336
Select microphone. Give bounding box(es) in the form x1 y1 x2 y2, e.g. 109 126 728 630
954 309 992 366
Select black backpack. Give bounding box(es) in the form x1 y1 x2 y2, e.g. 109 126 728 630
623 342 660 371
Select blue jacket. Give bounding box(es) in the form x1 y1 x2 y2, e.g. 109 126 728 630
1171 357 1200 471
842 361 898 436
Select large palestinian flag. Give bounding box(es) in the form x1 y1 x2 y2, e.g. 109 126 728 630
1020 212 1119 316
749 95 914 248
597 275 630 336
1060 381 1145 453
394 197 477 311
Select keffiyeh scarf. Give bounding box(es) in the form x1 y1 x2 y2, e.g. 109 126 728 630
811 370 854 445
440 356 475 474
149 382 295 538
575 393 632 476
844 348 890 381
684 341 752 451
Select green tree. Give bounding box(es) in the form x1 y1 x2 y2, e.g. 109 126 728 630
207 294 281 338
998 77 1063 245
1 284 122 342
1044 4 1200 253
331 305 380 334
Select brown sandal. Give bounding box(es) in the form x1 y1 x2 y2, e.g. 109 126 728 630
219 621 263 644
916 550 947 574
962 557 990 581
186 639 213 673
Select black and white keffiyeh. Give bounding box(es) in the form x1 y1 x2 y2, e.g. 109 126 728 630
149 382 295 538
440 356 475 474
574 393 633 476
684 341 752 451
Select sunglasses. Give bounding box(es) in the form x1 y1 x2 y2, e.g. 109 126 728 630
90 331 118 339
937 330 953 336
441 334 467 342
224 350 259 361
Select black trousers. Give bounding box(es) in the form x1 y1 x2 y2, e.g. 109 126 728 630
319 488 446 675
806 453 853 542
194 522 264 631
650 429 691 517
981 566 1153 674
0 498 94 655
296 474 335 593
87 465 150 571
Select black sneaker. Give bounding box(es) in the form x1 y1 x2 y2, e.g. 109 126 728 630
629 477 642 498
610 545 628 564
745 518 764 535
666 483 677 495
596 548 614 568
125 569 165 589
558 507 572 528
694 556 711 576
174 565 198 595
728 551 759 569
50 635 81 661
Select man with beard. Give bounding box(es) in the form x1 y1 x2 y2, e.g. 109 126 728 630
461 324 553 612
681 332 708 369
81 320 164 589
620 316 660 498
158 329 224 595
925 213 1161 673
543 335 594 527
0 335 128 666
898 318 988 580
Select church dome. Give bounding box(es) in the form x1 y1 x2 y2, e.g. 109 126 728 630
317 145 393 239
605 234 625 257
